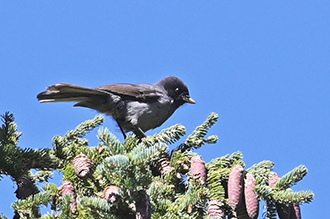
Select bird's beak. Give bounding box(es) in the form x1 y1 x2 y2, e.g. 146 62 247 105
183 96 196 104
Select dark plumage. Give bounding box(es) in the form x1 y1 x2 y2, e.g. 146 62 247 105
37 76 195 138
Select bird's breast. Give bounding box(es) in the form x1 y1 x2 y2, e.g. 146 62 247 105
124 98 177 132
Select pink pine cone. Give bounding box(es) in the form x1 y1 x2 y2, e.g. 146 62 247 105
244 173 259 219
191 155 206 185
207 200 225 219
228 164 244 210
58 180 77 214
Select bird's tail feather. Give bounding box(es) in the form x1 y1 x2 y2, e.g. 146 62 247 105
37 83 109 104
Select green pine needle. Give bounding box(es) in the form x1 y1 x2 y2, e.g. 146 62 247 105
177 112 219 152
275 165 308 190
64 115 105 140
103 154 130 168
98 127 125 155
79 197 112 213
142 124 186 147
273 189 314 204
130 142 168 165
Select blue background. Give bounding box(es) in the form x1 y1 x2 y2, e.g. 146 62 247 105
1 2 329 218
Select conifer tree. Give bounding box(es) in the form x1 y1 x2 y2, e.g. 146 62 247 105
0 112 314 219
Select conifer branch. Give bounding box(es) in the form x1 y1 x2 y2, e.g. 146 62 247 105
274 165 308 190
254 184 273 201
39 212 59 219
103 154 130 168
169 150 195 176
52 115 104 164
207 168 227 201
0 112 314 219
80 197 113 213
265 201 277 219
98 127 125 155
12 192 52 217
176 113 219 152
273 190 314 204
130 142 168 165
170 179 206 213
0 112 57 179
0 213 8 219
123 134 139 152
207 151 244 171
0 112 20 147
247 160 274 185
32 171 53 183
247 160 274 173
65 115 105 140
143 124 186 146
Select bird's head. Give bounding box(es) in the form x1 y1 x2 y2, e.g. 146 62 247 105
157 76 196 106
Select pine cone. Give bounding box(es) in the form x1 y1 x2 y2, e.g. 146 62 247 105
269 172 280 188
228 164 244 210
207 200 225 219
269 172 296 219
155 154 175 176
276 203 291 219
72 153 94 179
291 204 301 219
58 180 77 214
191 155 206 185
104 185 120 203
244 173 259 219
136 190 151 219
275 204 301 219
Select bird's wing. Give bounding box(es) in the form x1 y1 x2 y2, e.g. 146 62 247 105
96 83 162 101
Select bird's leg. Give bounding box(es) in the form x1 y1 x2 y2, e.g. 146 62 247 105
133 126 147 139
116 120 127 139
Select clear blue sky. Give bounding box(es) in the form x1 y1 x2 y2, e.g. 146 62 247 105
1 2 329 218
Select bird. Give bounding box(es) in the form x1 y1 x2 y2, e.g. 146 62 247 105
37 76 195 139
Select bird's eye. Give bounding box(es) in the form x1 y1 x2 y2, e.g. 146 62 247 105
175 88 180 93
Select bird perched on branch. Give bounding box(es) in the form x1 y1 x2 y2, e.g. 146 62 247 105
37 76 195 138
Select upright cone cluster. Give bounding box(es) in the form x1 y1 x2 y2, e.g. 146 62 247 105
58 180 77 214
72 153 94 179
227 164 259 219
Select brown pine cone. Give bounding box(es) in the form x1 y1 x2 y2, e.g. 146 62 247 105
104 185 120 203
72 153 94 179
155 156 175 176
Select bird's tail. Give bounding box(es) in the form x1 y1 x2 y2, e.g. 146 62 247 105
37 83 109 106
